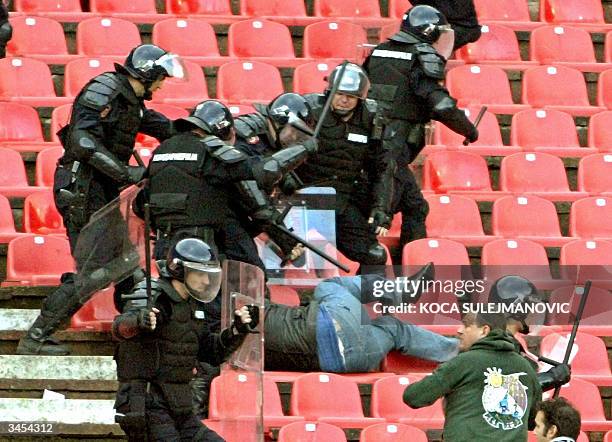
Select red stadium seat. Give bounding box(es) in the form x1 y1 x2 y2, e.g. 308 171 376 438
0 57 68 108
135 103 189 148
473 0 541 31
50 104 72 144
540 0 606 26
360 423 428 442
209 372 303 429
64 58 116 97
290 373 385 428
268 285 300 306
35 146 64 187
422 151 502 200
499 152 586 201
152 18 226 66
293 61 334 94
559 239 612 285
151 60 209 107
7 16 76 65
548 285 612 336
13 0 89 22
510 109 594 158
598 69 612 109
570 197 612 239
588 111 612 151
278 421 347 442
0 195 27 243
23 191 65 235
542 378 612 431
481 238 554 287
70 287 118 331
577 154 612 195
228 19 298 67
2 235 74 286
240 0 307 18
456 23 536 71
165 0 232 16
314 0 381 18
216 61 284 104
425 194 496 246
90 0 157 14
378 22 400 42
371 375 445 429
0 102 44 143
402 238 470 266
388 0 411 18
227 104 257 116
77 17 142 58
0 147 37 198
303 21 368 61
522 66 602 117
446 65 527 114
491 195 570 247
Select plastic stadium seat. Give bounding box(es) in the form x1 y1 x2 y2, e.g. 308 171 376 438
402 238 470 266
456 24 535 71
492 195 570 247
13 0 89 22
381 352 440 375
216 61 284 104
151 60 209 107
589 111 612 151
522 65 602 117
0 147 36 198
268 285 300 306
560 239 612 285
35 146 64 187
165 0 232 16
228 19 298 67
548 285 612 336
540 0 607 27
152 18 226 66
209 372 303 429
510 109 595 158
0 195 27 243
135 103 189 148
473 0 541 31
77 17 142 58
7 17 77 65
278 421 347 442
290 373 385 428
425 195 495 246
598 69 612 109
481 238 554 286
542 378 612 431
227 104 256 116
3 235 74 286
0 57 68 108
530 25 603 73
23 191 65 235
570 197 612 239
446 65 527 114
90 0 157 14
0 103 44 143
50 104 72 144
578 154 612 195
64 58 116 97
314 0 381 18
388 0 411 18
378 22 400 42
360 423 428 442
303 21 368 60
371 375 445 429
293 61 334 94
499 152 586 201
422 151 501 200
240 0 307 18
540 332 612 386
70 287 117 331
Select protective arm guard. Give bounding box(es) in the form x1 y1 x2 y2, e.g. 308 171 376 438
252 144 310 190
428 92 478 140
112 281 160 340
370 141 397 216
537 364 571 392
139 108 175 142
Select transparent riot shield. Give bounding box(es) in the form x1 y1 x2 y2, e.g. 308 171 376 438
257 187 338 287
72 183 146 303
215 260 265 442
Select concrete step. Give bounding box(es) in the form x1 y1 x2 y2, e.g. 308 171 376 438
0 397 116 424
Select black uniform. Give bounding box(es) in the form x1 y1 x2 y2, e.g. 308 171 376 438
411 0 481 50
0 3 11 59
17 70 174 354
364 37 477 246
113 277 245 441
295 93 394 267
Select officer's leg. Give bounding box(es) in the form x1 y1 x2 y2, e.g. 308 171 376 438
397 166 429 247
336 203 387 268
147 390 181 442
220 222 266 273
178 413 225 442
452 24 482 50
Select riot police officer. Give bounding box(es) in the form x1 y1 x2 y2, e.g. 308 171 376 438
113 238 255 441
0 1 12 59
16 44 184 356
298 63 395 269
364 5 478 247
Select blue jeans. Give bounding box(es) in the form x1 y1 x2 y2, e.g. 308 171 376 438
314 276 459 373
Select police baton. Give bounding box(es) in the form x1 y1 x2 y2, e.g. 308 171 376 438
312 60 350 139
462 105 488 146
132 149 147 168
143 202 153 309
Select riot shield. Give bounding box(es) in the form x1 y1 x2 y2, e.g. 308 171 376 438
215 259 265 442
72 184 146 302
257 187 338 287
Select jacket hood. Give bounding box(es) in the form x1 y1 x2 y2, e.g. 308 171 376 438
469 329 518 353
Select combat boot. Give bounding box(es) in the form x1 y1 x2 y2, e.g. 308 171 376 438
16 316 70 356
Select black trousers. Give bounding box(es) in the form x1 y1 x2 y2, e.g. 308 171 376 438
391 165 429 248
336 201 387 267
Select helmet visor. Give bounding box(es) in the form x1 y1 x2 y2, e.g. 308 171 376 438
277 117 314 148
155 53 188 81
432 26 454 59
184 261 222 303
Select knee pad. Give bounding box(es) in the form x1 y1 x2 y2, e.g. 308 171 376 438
367 244 387 266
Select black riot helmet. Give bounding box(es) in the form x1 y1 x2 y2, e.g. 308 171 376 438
176 100 234 141
255 93 315 149
117 44 186 87
395 5 450 44
166 238 222 303
325 63 370 100
489 275 540 333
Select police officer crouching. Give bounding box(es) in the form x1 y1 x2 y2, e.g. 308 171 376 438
113 238 256 441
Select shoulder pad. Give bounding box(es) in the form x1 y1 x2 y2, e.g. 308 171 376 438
235 113 268 140
209 143 248 164
363 98 378 115
415 43 446 80
303 93 324 110
79 73 121 111
121 278 164 309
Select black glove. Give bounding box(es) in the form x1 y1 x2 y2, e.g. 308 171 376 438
466 126 479 144
368 208 392 233
232 305 260 334
302 138 318 154
538 363 571 392
127 166 146 184
136 307 157 331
